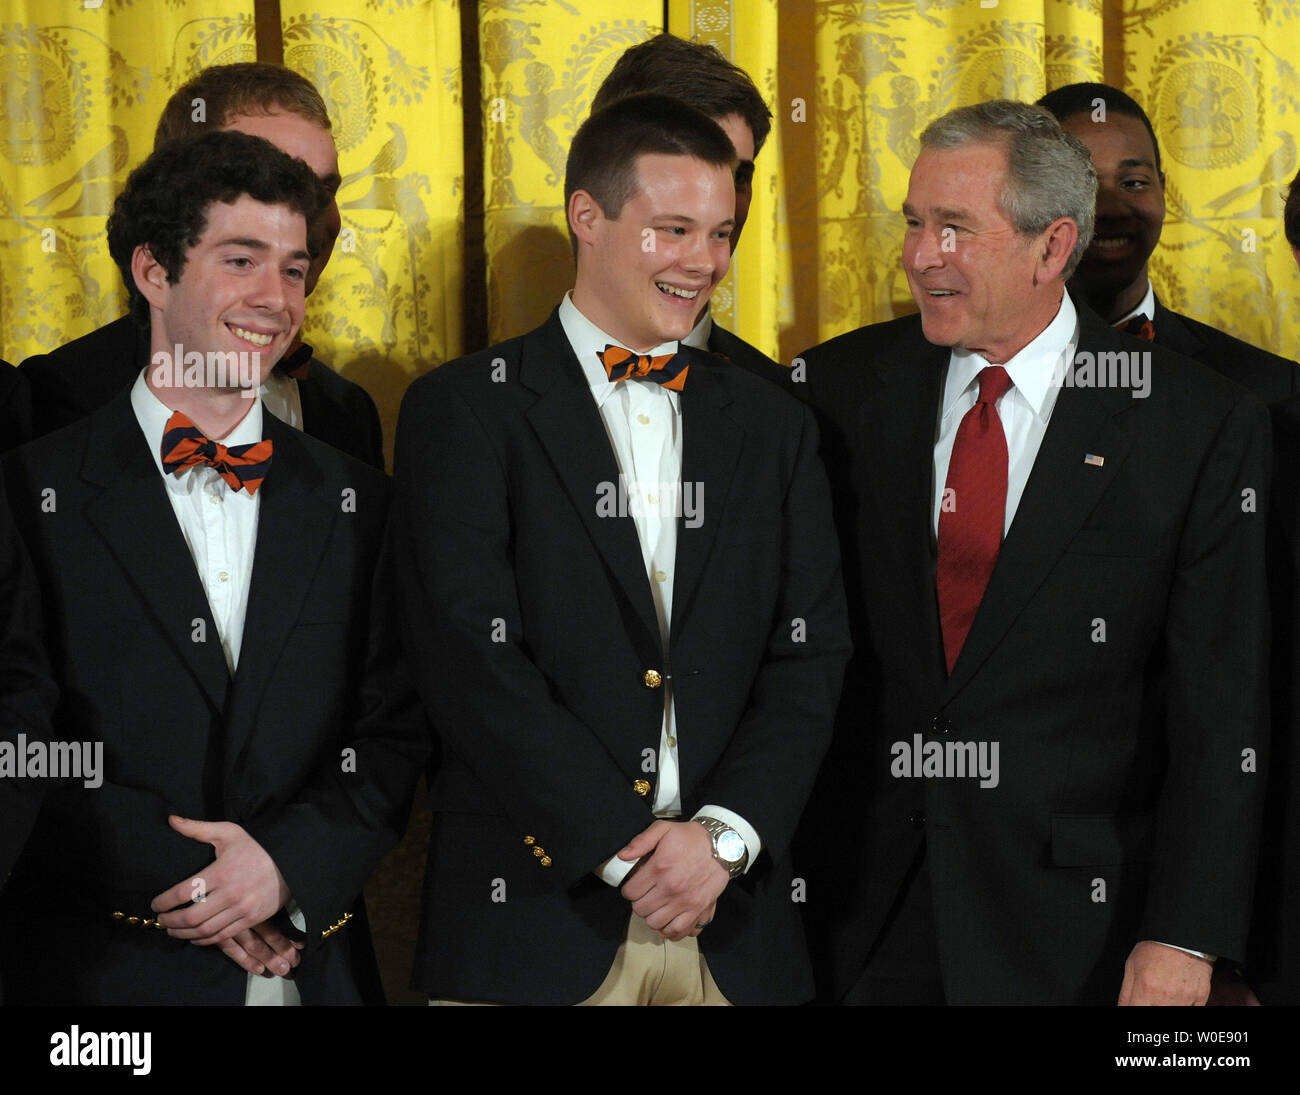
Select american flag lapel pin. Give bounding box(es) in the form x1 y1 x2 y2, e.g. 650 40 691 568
1084 453 1105 467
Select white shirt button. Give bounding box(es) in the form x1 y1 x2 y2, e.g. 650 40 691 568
637 414 650 425
648 493 658 504
217 571 230 583
654 570 668 583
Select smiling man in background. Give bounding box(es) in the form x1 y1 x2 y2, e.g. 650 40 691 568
1038 82 1298 403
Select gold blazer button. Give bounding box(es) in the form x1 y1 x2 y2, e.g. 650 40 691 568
632 779 651 797
643 669 662 689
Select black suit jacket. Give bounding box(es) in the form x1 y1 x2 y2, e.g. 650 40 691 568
799 302 1271 1004
21 316 385 469
1254 395 1300 1003
1150 296 1298 404
707 323 796 396
393 309 850 1005
0 361 31 453
0 393 426 1004
0 471 59 890
1142 297 1300 1001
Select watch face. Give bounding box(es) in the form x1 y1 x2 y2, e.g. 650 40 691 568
716 830 746 863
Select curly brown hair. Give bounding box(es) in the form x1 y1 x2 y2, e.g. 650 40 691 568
108 130 329 325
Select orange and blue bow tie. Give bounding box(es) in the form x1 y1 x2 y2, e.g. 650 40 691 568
597 345 690 392
1116 315 1154 342
161 411 273 496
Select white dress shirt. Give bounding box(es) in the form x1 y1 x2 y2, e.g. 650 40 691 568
1114 281 1156 328
259 368 305 433
557 294 761 886
932 292 1078 541
130 373 302 1006
682 307 714 352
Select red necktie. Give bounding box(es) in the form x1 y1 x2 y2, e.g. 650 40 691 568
160 411 273 496
1117 315 1154 341
597 345 690 391
936 366 1013 674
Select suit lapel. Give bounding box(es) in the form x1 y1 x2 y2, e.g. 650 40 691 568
223 414 335 768
1152 297 1203 360
82 391 231 713
864 327 948 687
942 309 1136 700
521 313 662 651
293 364 348 453
671 352 742 640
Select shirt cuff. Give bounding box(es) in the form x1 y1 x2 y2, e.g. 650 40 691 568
286 899 306 932
1152 940 1215 961
693 805 762 875
596 853 638 887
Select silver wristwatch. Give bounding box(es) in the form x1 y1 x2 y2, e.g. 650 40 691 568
695 816 749 877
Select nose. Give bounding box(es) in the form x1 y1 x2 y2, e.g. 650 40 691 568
681 229 730 283
247 260 288 314
908 225 945 273
1094 178 1125 222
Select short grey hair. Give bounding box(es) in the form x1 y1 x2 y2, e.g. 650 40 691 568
920 100 1097 279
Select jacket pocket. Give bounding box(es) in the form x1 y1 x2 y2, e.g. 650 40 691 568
1050 812 1154 866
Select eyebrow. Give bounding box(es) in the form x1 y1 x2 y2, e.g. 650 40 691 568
320 172 342 192
214 237 311 262
652 214 736 227
1117 156 1157 170
901 202 971 221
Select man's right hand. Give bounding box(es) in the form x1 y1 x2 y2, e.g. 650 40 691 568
217 921 304 977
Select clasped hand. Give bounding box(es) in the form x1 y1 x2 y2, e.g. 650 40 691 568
618 819 730 941
151 815 301 977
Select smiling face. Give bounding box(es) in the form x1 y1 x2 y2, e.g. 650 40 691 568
138 193 310 390
903 141 1065 363
570 151 734 352
1059 110 1164 320
224 110 341 295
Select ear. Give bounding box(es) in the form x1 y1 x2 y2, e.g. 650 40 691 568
568 188 603 249
1035 216 1079 285
130 244 171 315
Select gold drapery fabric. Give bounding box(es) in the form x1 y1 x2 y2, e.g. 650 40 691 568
4 1 1300 408
0 1 258 357
280 0 464 460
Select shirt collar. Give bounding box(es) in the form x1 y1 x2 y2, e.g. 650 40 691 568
1113 281 1156 327
130 368 265 481
943 291 1079 423
681 306 713 351
558 292 680 408
277 341 313 379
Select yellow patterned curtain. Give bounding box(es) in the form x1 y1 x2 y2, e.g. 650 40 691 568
1122 2 1300 359
6 1 1300 378
0 0 257 362
478 0 662 343
771 0 1300 360
667 0 787 361
280 0 463 458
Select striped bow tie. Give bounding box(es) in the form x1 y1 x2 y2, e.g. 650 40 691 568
160 411 272 496
597 345 690 391
1116 315 1154 342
